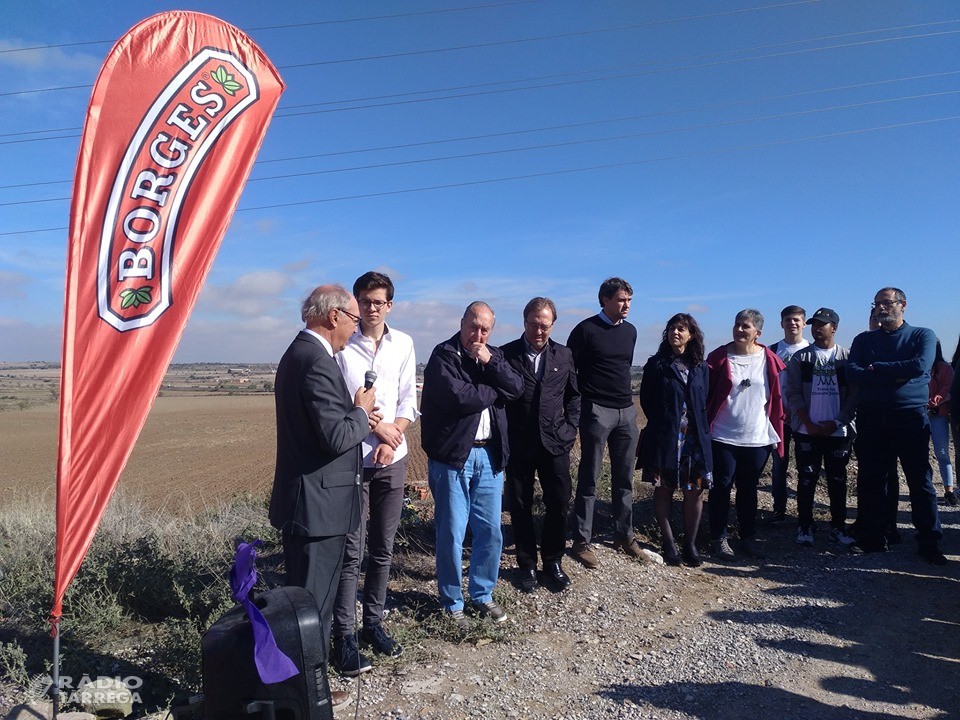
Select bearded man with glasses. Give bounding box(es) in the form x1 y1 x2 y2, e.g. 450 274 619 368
847 287 946 564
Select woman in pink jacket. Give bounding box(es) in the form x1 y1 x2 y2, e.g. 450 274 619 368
706 309 785 561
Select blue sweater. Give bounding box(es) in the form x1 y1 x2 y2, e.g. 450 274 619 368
847 321 935 410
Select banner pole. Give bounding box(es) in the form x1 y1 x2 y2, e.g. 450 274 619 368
51 619 60 718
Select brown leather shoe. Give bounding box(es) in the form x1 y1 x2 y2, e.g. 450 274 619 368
331 690 353 711
571 542 599 569
614 536 649 562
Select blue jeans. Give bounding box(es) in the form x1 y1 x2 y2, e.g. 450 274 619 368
573 401 639 543
856 407 941 546
428 449 503 612
929 415 955 490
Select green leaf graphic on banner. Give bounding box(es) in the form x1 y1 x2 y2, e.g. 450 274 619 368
119 286 153 309
211 65 243 96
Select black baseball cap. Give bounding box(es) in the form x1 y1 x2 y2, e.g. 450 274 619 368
807 307 839 326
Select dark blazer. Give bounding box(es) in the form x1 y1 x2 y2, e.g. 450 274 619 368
269 331 368 537
638 353 713 473
420 334 523 472
502 337 580 459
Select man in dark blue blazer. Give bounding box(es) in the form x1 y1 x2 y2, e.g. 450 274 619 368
270 284 380 678
502 297 580 591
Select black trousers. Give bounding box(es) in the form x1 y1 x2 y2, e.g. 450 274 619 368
506 444 573 569
795 433 851 529
282 532 348 663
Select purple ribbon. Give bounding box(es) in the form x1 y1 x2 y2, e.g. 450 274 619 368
230 540 299 684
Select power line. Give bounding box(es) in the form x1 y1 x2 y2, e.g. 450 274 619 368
125 116 960 211
1 114 955 234
6 2 937 100
280 20 960 71
272 29 960 119
1 74 956 190
4 91 956 202
2 25 956 145
257 72 960 162
0 0 542 54
274 23 960 113
248 91 960 182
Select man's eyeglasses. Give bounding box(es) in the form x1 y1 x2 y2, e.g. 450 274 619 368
338 308 361 327
871 300 901 309
359 299 390 310
524 321 553 332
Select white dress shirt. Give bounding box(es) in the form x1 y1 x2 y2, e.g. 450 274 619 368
337 324 418 467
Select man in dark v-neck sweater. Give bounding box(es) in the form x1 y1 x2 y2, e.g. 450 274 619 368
567 277 642 568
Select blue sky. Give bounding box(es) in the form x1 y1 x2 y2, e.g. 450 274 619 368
2 1 958 366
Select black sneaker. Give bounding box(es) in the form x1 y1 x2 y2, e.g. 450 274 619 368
919 545 948 565
361 623 402 657
768 510 786 524
332 634 372 676
945 490 958 507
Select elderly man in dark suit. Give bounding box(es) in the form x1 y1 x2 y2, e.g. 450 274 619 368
269 284 380 687
502 297 580 592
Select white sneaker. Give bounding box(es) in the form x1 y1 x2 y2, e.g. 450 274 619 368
795 526 814 546
830 527 856 547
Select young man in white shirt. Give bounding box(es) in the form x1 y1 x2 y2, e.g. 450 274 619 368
784 308 858 546
767 305 809 521
332 272 417 674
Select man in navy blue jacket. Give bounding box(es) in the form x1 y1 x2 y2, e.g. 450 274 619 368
847 287 945 564
420 301 523 627
502 297 580 592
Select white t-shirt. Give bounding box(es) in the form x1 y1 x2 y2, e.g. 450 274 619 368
771 338 809 416
711 351 781 447
805 345 846 437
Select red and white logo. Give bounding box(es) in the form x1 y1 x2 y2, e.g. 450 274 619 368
97 48 259 331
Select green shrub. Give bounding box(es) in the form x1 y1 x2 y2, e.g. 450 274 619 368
0 489 281 702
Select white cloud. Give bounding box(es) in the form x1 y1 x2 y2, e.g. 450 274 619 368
0 40 102 74
0 271 31 299
0 316 61 360
173 314 295 363
196 271 293 317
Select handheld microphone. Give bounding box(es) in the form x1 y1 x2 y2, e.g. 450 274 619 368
364 370 377 390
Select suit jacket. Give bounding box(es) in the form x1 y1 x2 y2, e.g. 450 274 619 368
502 337 580 460
269 331 368 537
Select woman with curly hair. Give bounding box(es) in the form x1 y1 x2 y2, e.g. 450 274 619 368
639 313 712 567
